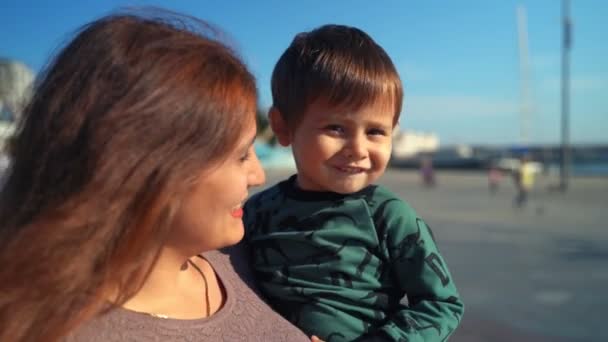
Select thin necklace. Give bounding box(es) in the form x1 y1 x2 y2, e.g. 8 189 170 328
187 258 211 317
147 258 211 319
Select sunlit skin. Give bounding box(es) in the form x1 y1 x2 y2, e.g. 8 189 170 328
122 119 266 319
169 120 266 255
271 98 396 194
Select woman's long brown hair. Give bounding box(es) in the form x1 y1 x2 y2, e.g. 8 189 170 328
0 10 257 341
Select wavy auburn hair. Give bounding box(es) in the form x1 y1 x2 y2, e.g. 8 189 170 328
0 10 256 341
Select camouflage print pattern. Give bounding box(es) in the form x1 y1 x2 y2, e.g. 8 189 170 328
244 175 464 342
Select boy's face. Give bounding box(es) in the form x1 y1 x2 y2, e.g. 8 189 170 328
281 99 394 194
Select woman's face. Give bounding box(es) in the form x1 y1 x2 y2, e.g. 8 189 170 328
170 120 265 254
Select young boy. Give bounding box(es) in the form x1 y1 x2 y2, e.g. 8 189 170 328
244 24 464 342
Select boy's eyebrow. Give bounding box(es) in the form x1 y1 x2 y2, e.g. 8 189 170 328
369 121 393 129
329 114 394 128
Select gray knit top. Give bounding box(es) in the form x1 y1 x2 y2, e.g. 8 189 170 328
66 243 309 341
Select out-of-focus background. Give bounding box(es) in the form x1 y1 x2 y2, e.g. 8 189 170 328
1 1 606 341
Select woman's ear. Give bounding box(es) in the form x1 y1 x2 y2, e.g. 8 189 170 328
268 107 292 147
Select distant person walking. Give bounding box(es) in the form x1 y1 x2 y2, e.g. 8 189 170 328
488 164 503 194
514 156 535 207
420 156 436 187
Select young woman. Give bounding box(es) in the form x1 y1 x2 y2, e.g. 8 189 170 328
0 10 310 342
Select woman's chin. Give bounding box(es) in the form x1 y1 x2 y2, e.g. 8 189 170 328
222 222 245 248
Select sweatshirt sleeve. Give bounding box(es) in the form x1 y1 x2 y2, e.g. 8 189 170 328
361 198 464 341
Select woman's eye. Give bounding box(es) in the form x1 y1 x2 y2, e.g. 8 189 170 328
240 151 251 162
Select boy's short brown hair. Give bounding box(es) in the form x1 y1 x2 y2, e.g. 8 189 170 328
271 24 403 127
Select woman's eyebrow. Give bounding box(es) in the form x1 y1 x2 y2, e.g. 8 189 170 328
240 134 257 152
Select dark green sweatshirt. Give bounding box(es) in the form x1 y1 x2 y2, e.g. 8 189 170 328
244 175 464 341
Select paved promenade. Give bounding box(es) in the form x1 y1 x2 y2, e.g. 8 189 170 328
263 168 608 342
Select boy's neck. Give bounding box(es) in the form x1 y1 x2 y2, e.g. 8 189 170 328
281 174 374 202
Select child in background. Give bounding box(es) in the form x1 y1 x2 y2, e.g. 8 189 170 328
488 163 503 194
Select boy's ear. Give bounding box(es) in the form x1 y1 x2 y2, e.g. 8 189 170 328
268 107 292 147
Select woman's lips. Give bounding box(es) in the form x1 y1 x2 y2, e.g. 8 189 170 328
231 208 244 218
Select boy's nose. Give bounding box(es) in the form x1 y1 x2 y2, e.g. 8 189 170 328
344 136 367 160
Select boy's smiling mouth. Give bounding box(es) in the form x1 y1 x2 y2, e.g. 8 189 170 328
334 165 367 174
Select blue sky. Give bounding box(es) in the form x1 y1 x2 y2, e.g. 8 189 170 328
1 0 606 145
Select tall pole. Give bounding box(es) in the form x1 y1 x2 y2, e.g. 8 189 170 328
517 5 531 146
560 0 571 191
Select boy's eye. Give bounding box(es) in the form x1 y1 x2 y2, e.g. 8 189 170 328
324 124 344 134
367 128 387 136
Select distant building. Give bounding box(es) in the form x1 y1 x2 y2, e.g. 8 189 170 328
0 58 35 122
1 58 34 154
392 130 439 158
0 120 14 151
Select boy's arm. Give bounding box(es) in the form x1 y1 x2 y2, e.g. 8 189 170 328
362 199 464 341
242 197 254 239
243 192 264 240
243 193 268 242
